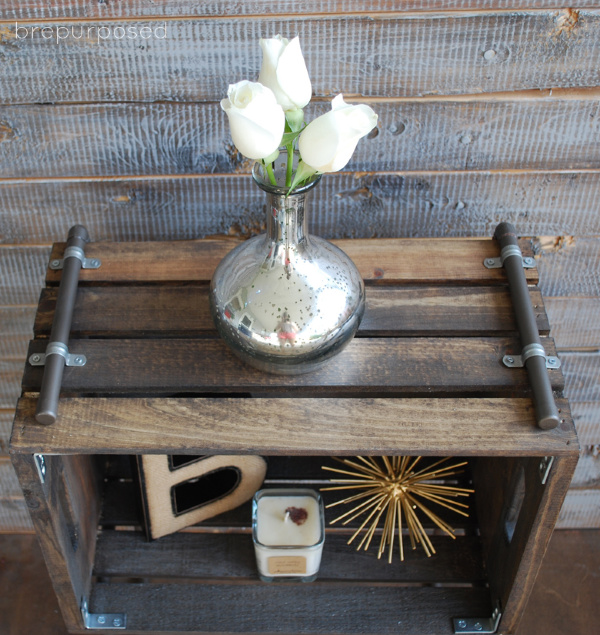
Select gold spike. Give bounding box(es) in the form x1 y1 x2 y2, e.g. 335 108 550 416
321 456 472 564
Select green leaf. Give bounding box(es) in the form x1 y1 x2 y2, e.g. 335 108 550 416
287 160 318 195
281 130 302 146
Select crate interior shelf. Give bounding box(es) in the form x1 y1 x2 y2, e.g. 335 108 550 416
10 237 578 635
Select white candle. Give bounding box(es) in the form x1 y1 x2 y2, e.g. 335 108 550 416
252 489 325 581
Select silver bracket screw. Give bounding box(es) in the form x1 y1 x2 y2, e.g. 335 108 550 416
50 256 101 271
81 599 126 630
454 602 502 634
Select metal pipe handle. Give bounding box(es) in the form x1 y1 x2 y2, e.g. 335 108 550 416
494 222 560 430
35 225 90 425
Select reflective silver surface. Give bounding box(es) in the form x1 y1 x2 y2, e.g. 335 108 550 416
209 166 365 374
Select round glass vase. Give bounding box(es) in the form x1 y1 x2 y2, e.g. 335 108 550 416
209 162 365 375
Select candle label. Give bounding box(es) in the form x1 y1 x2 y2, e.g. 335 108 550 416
267 556 307 575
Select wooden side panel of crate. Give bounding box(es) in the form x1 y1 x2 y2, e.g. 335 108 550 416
10 453 102 631
473 454 579 633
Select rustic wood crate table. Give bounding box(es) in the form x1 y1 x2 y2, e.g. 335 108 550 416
10 237 578 635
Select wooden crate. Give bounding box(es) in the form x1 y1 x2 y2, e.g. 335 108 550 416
10 237 578 635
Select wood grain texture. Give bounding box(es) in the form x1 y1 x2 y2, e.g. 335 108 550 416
2 1 600 20
44 237 538 285
0 493 32 532
2 98 600 178
11 396 577 456
571 450 600 488
9 454 88 630
1 12 599 104
94 530 485 583
3 172 600 245
88 582 492 635
560 352 600 404
21 335 562 395
0 411 13 454
0 246 49 304
0 307 35 359
100 455 478 530
545 297 600 350
33 285 550 338
536 237 600 297
0 359 22 409
556 489 600 527
495 455 579 633
571 401 600 445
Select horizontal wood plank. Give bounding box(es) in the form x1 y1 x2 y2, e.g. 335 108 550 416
44 237 538 285
2 1 599 20
0 246 49 304
33 285 549 337
560 351 600 402
0 307 35 359
94 530 485 583
1 12 600 103
0 411 15 454
2 172 600 246
11 396 577 456
22 336 562 395
89 582 493 635
571 450 600 488
100 476 478 531
2 98 600 178
545 297 600 350
0 458 33 531
0 359 22 409
570 401 600 445
536 237 600 298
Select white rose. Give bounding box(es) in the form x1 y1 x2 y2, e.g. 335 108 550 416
298 95 378 172
220 80 285 160
258 35 312 111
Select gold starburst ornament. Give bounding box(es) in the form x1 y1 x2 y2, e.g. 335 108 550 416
322 456 474 563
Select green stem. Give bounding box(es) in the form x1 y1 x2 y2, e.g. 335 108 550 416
265 161 277 187
285 144 294 188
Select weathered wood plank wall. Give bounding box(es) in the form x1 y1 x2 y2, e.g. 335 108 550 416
0 0 598 529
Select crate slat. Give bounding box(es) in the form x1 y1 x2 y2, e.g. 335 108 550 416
46 238 538 286
89 582 493 635
22 336 562 395
94 530 486 584
34 285 549 338
12 396 576 457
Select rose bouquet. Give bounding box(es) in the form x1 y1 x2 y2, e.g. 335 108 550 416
221 35 378 192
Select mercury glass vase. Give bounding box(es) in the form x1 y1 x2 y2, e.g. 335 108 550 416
209 163 365 375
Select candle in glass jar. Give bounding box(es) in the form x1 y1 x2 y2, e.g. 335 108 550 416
252 489 325 582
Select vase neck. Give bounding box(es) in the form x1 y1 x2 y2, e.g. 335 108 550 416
265 191 308 246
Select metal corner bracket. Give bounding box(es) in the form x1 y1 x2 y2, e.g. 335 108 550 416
81 600 126 630
454 602 502 634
